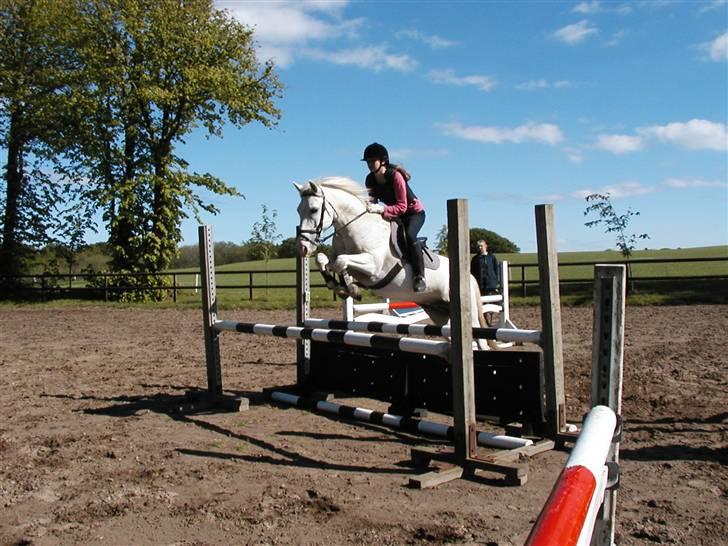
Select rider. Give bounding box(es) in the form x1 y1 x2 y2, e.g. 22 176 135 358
362 142 427 293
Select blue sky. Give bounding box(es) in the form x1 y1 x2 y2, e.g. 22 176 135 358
175 0 728 253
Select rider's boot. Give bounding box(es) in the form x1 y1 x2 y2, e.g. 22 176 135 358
410 241 426 293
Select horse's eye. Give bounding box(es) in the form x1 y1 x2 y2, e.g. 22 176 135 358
310 208 318 214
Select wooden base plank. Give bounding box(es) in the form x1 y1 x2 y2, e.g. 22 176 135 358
409 465 464 489
174 391 249 413
410 446 529 485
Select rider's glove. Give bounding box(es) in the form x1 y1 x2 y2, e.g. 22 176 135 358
367 203 385 214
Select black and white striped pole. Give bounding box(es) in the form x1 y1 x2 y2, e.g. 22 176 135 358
213 320 450 357
303 318 542 345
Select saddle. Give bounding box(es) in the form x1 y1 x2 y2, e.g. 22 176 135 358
389 219 440 271
332 218 440 295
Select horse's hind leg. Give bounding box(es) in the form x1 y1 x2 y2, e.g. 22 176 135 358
470 276 496 350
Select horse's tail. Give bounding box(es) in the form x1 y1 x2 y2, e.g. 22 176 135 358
470 275 496 350
470 274 488 329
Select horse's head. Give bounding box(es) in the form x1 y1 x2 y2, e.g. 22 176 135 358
294 181 331 257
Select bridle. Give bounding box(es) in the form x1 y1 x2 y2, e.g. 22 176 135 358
298 188 367 246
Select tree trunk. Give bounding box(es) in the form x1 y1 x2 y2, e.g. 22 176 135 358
150 140 176 273
108 121 138 273
1 111 25 280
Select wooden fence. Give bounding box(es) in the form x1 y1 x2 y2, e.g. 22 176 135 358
1 256 726 302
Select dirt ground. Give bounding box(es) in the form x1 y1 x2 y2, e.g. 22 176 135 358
0 304 726 546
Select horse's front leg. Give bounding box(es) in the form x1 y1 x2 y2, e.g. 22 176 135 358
331 253 378 300
315 253 337 289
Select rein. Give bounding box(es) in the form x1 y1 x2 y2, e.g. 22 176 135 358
298 188 368 245
318 209 367 243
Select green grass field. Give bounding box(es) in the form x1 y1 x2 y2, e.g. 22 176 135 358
5 245 726 309
163 245 728 308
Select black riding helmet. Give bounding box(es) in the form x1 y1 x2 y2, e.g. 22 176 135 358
361 142 389 163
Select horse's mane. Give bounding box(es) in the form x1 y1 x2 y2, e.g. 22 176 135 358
310 176 368 203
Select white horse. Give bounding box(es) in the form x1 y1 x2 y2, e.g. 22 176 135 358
294 177 491 348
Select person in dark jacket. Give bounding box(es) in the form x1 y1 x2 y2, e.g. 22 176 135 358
362 142 427 292
470 239 500 294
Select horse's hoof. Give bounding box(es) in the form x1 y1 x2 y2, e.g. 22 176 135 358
347 285 362 300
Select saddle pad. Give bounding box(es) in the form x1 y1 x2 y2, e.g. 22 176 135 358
388 221 441 271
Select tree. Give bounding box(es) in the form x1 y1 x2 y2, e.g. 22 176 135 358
469 228 520 254
53 213 89 286
434 225 519 255
70 0 282 283
434 224 448 255
0 0 86 281
584 192 650 290
247 205 281 263
277 237 298 259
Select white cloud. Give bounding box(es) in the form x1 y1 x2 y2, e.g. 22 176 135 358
638 0 679 8
699 0 727 13
218 1 386 69
221 2 358 44
516 79 575 90
428 69 497 91
438 122 565 145
390 148 449 161
596 134 644 154
573 1 601 14
304 46 417 72
397 29 457 49
664 178 728 189
573 181 656 199
604 30 626 47
553 20 599 44
257 45 296 68
564 147 585 163
539 193 568 202
706 32 728 61
639 119 728 151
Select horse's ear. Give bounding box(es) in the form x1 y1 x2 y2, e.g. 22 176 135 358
308 181 319 194
293 182 304 194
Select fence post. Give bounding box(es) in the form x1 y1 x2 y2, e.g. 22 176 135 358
199 225 223 397
521 264 527 297
172 273 177 303
191 225 248 412
535 204 567 437
296 226 311 386
447 198 477 461
249 271 254 301
590 264 626 546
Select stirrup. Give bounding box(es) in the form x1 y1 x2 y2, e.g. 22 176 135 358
413 275 426 293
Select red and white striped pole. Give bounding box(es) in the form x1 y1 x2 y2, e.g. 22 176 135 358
525 405 617 546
